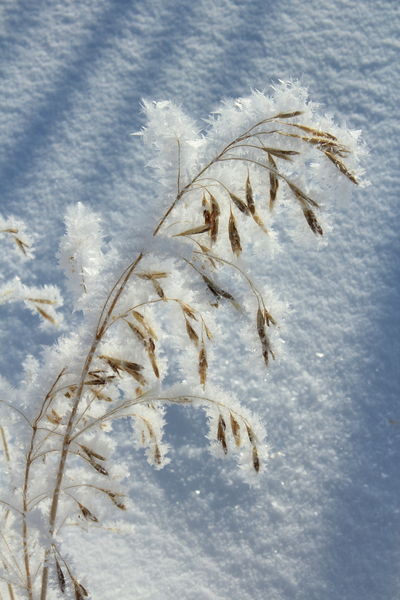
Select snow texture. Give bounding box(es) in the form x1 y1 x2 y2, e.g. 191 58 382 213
1 1 399 599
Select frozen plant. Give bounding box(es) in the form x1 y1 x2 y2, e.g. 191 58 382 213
0 82 365 599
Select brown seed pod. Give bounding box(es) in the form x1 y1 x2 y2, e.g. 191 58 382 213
252 446 260 473
78 502 98 523
245 173 255 215
229 192 250 215
262 147 300 161
90 460 109 476
289 122 337 140
137 272 168 280
46 409 62 425
14 237 29 255
217 414 228 454
100 356 147 386
55 559 66 594
230 413 241 447
146 338 160 378
201 275 236 303
303 208 323 236
35 305 56 324
228 210 242 257
185 317 199 346
202 193 211 227
151 279 165 300
288 182 319 209
26 297 57 304
131 310 158 340
125 321 147 346
323 151 358 184
79 445 106 462
245 423 255 445
198 343 208 386
209 193 220 244
174 224 211 237
264 309 277 327
73 580 89 600
154 443 162 465
90 388 113 402
274 110 303 119
101 489 126 510
268 153 279 210
256 308 275 367
181 302 197 320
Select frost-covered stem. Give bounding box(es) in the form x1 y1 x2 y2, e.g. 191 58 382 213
22 371 64 600
152 130 247 236
39 253 143 600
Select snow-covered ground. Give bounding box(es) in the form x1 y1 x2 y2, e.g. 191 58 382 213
1 1 399 598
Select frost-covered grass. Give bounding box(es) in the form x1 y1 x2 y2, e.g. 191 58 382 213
0 83 364 599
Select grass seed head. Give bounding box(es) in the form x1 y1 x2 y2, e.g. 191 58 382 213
245 174 255 215
217 414 228 454
229 192 250 215
185 317 199 346
230 413 241 447
268 153 279 210
73 580 89 600
198 343 208 386
55 559 66 594
252 445 260 472
303 208 323 235
228 210 242 257
324 151 359 184
78 502 98 523
209 194 220 244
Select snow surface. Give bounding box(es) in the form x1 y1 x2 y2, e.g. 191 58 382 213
1 0 399 599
